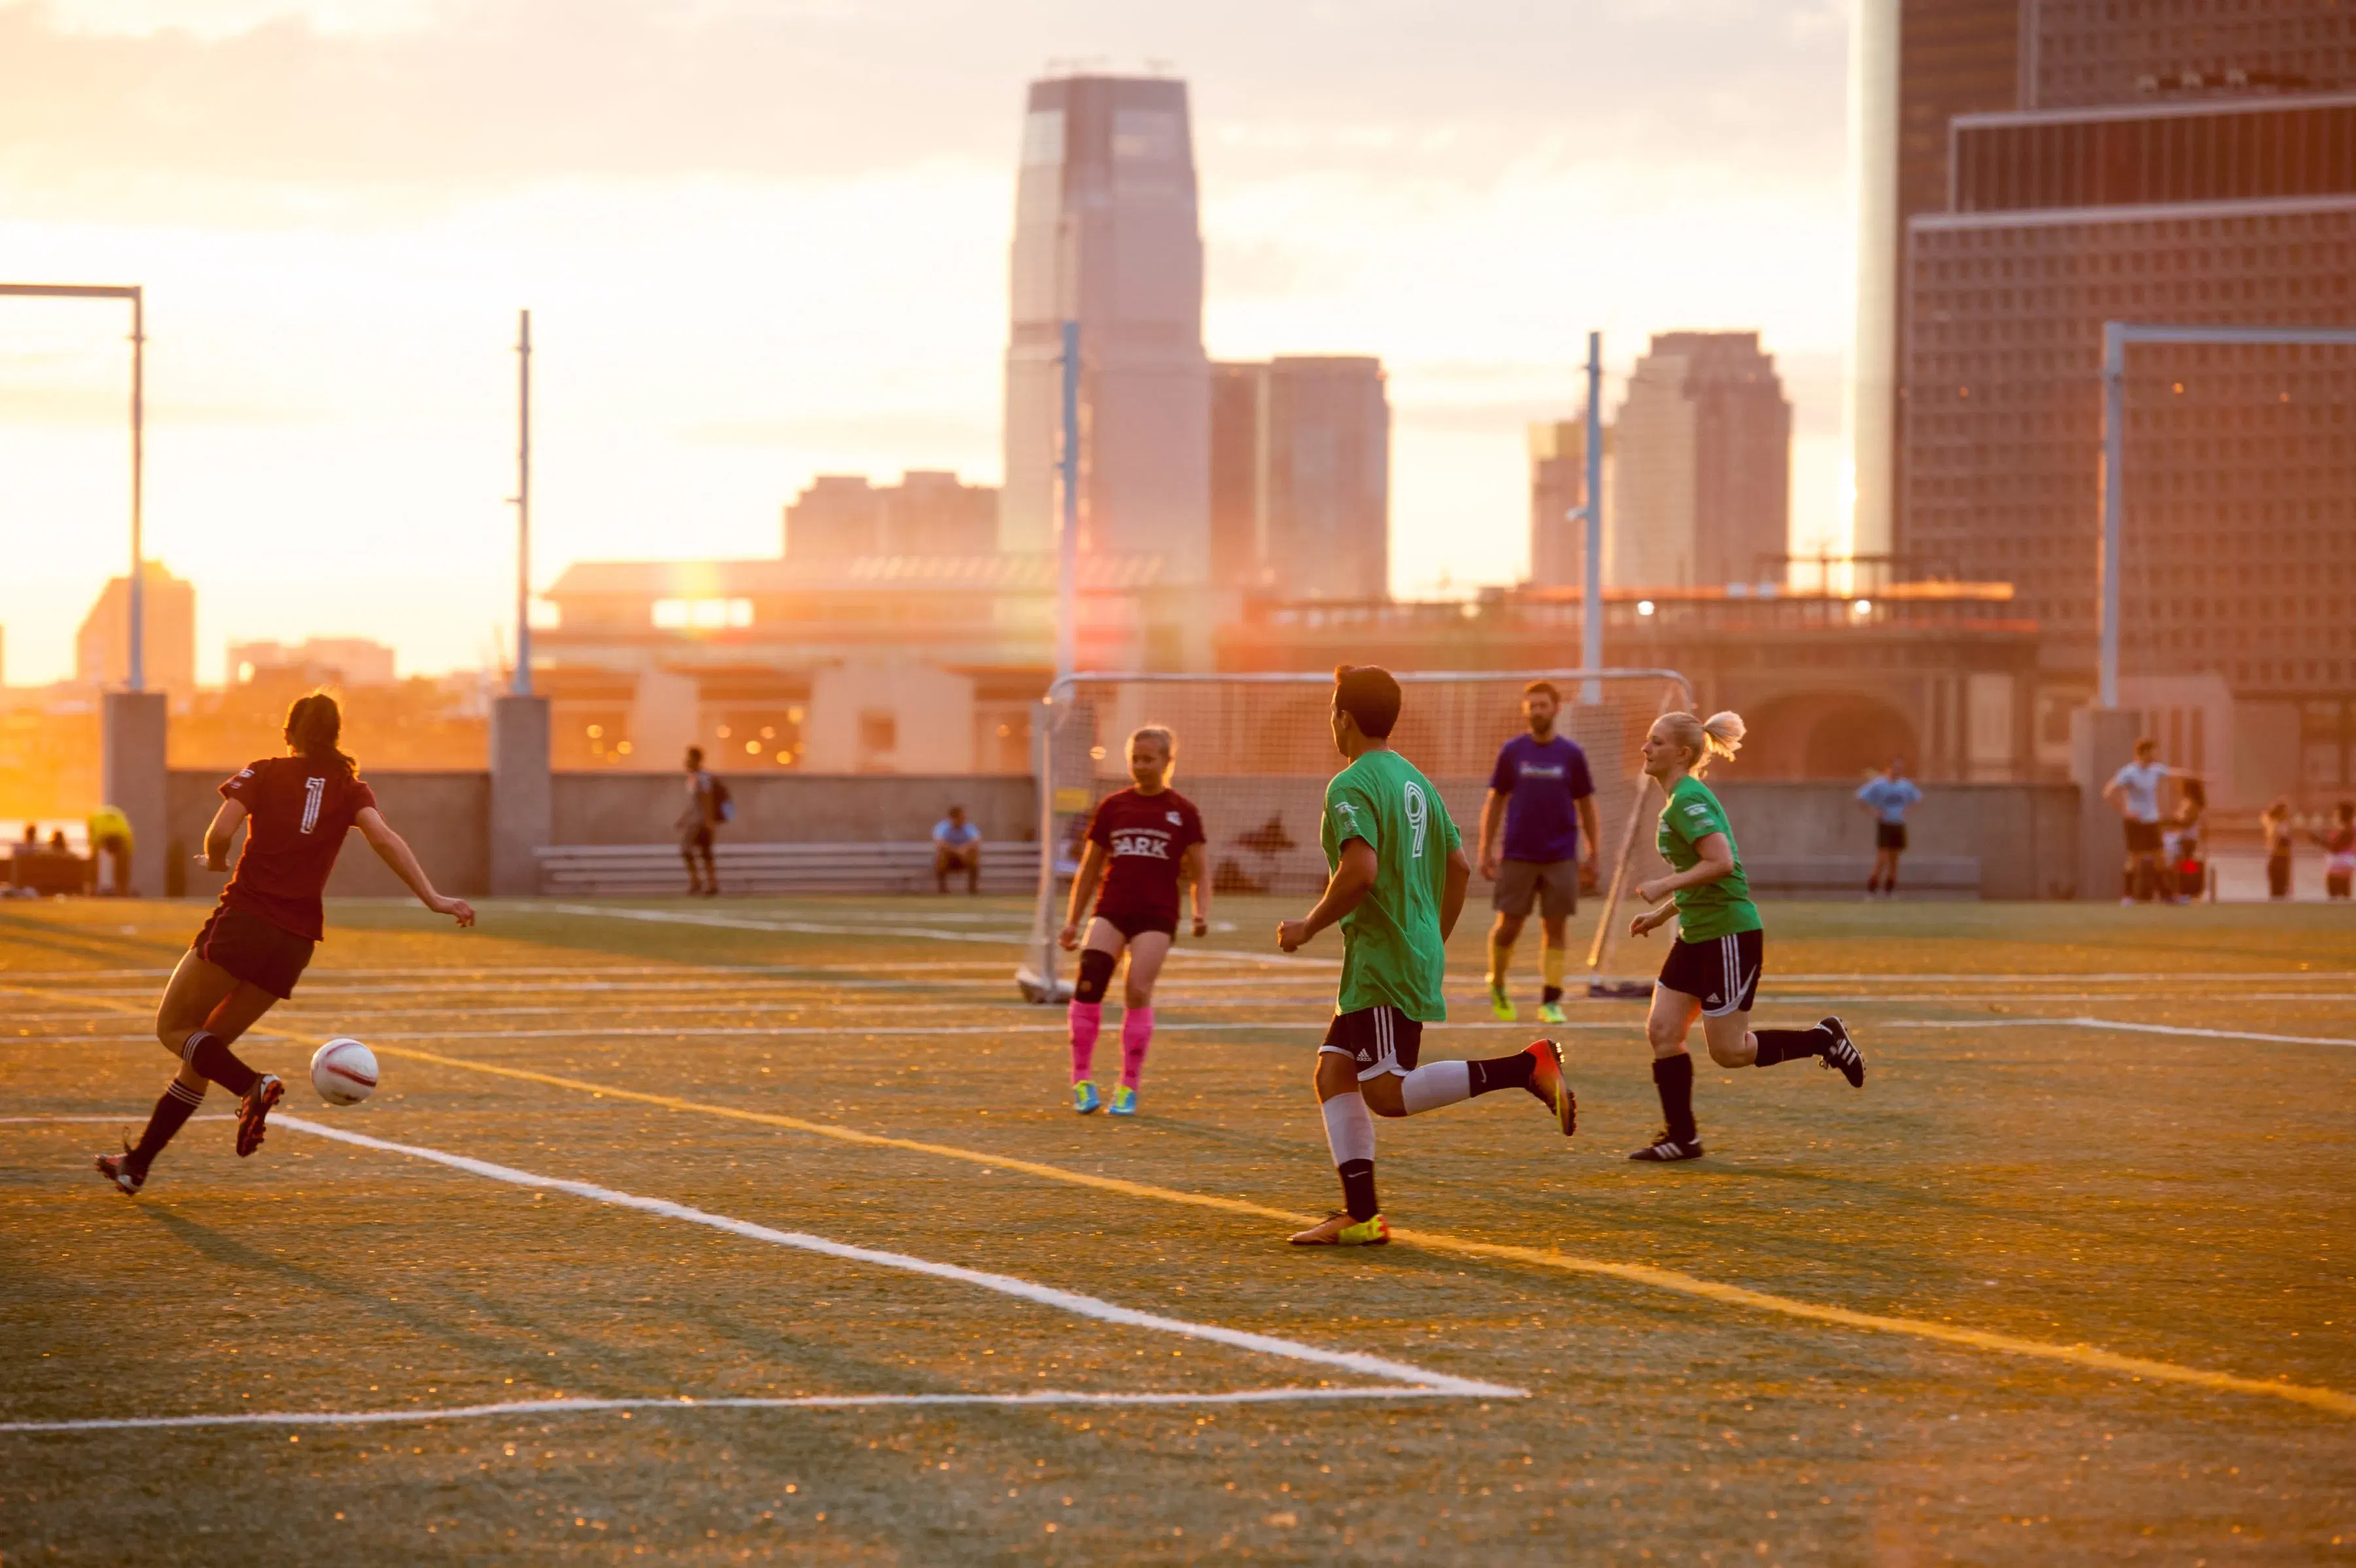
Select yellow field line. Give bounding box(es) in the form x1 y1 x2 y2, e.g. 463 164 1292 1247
27 981 2352 1419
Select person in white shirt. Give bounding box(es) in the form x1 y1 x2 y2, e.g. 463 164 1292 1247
2100 738 2177 904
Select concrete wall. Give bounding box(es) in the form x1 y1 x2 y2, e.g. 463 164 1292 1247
549 772 1036 847
166 769 492 899
1711 780 2079 900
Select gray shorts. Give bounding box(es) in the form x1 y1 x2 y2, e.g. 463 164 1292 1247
1493 859 1578 919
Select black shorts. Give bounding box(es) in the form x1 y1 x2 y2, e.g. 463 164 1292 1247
1319 1005 1423 1081
1874 822 1908 852
192 904 314 1001
2124 820 2163 854
1657 928 1762 1018
1095 907 1177 941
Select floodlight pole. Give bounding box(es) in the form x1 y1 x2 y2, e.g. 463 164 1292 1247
0 283 145 689
2098 321 2356 709
512 308 533 697
1581 330 1604 705
1056 319 1080 681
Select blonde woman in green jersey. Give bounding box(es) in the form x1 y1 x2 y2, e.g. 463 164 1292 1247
1624 710 1866 1163
1276 666 1576 1246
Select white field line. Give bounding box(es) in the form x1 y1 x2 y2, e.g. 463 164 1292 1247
0 1113 1524 1436
0 1385 1486 1435
1888 1017 2356 1048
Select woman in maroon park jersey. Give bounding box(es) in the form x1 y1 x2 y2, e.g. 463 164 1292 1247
1056 726 1209 1117
96 693 475 1196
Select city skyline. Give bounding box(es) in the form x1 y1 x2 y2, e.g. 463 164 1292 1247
0 0 1851 688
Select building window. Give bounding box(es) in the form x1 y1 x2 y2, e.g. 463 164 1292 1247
652 597 754 630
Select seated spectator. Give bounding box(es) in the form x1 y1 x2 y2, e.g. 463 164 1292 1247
933 806 982 895
48 829 69 854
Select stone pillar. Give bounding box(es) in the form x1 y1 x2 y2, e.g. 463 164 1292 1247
2070 704 2143 902
101 690 170 898
488 694 551 897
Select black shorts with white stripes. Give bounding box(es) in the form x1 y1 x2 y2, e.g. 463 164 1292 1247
1657 928 1764 1018
1319 1005 1424 1080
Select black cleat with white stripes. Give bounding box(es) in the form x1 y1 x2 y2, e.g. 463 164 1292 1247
1817 1016 1865 1088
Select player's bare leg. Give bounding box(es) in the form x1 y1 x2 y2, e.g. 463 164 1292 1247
1113 929 1173 1113
103 954 284 1191
1486 909 1524 1020
1631 984 1705 1160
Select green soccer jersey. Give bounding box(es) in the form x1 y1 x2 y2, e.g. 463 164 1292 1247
1656 775 1762 942
1321 748 1462 1022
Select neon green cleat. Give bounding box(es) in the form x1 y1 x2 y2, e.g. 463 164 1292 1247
1538 999 1568 1025
1071 1080 1100 1114
1109 1085 1138 1116
1488 979 1516 1022
1288 1211 1390 1246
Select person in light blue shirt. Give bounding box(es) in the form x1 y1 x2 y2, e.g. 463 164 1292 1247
932 806 982 895
1855 758 1923 899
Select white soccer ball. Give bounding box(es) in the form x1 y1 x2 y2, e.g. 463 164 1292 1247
310 1037 379 1107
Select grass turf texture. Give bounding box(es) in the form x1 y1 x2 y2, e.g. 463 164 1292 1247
3 895 2352 1564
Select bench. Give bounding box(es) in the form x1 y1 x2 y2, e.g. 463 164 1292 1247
5 851 92 897
533 841 1040 897
1742 854 1981 900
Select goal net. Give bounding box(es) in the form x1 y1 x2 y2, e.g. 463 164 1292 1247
1014 669 1694 1002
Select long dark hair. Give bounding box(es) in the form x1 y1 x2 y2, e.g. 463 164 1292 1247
284 692 358 778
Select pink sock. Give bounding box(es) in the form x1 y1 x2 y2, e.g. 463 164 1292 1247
1120 1006 1154 1090
1069 1000 1102 1082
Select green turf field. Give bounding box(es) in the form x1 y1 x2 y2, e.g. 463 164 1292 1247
3 894 2352 1564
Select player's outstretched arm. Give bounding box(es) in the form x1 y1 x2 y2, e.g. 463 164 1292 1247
354 806 476 927
1438 846 1471 941
198 799 248 872
1060 842 1107 948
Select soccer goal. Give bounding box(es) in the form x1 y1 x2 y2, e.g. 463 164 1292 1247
1014 669 1696 1003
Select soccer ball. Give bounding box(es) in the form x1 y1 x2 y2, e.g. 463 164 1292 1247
310 1037 379 1107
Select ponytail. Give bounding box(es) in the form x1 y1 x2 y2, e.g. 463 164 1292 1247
1658 709 1746 777
284 692 359 779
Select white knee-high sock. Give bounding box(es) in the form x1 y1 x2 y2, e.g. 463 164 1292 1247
1399 1060 1473 1114
1319 1090 1376 1167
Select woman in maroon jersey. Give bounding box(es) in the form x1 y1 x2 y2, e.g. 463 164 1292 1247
97 693 475 1195
1056 726 1208 1116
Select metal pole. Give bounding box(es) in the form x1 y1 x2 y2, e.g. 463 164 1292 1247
2097 322 2125 709
1056 319 1080 681
128 289 145 693
1581 330 1603 704
513 309 533 697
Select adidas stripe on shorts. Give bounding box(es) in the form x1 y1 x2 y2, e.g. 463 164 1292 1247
1319 1005 1424 1080
1656 928 1763 1017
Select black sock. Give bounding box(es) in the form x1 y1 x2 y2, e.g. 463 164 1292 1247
1751 1025 1829 1067
1467 1052 1537 1096
183 1029 260 1096
1541 984 1563 1005
1652 1053 1696 1144
131 1080 206 1167
1866 874 1881 893
1337 1158 1379 1222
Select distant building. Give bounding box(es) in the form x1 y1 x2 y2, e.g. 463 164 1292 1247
1207 357 1390 598
1001 73 1212 582
1609 332 1792 588
1527 418 1610 590
785 472 997 560
228 637 398 688
75 561 196 696
1891 1 2356 792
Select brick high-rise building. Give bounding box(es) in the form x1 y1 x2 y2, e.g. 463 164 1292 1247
1891 1 2356 791
76 561 196 696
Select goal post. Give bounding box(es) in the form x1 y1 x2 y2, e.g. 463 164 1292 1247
1014 668 1694 1002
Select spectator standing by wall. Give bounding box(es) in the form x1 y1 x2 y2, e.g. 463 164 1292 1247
2260 797 2296 902
2101 739 2178 904
1853 757 1921 899
677 747 722 897
933 805 982 895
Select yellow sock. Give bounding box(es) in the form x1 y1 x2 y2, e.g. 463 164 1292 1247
1541 945 1565 991
1488 935 1514 989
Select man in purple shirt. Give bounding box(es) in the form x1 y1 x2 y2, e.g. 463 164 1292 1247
1476 681 1599 1025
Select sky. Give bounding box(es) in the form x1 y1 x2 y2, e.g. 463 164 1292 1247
0 0 1855 686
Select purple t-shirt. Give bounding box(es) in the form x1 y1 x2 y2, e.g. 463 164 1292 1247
1490 734 1594 863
